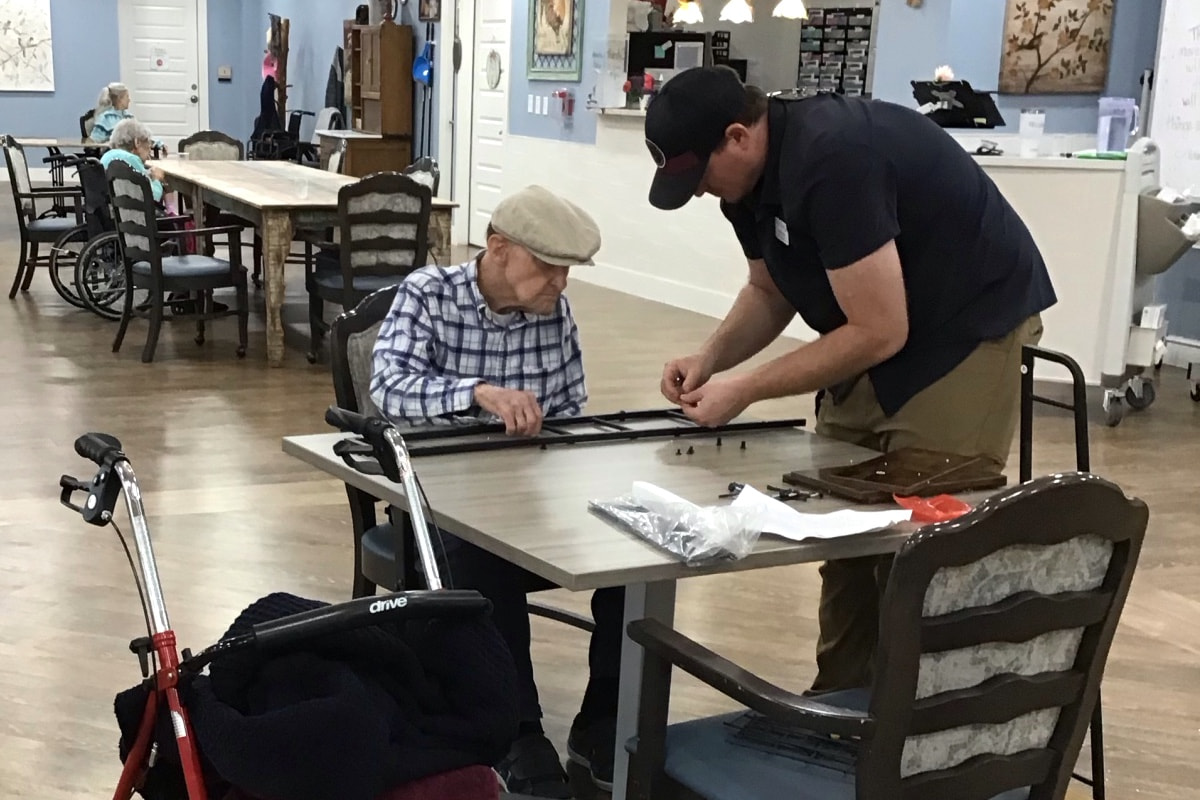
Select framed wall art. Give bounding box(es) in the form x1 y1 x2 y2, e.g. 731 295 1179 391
999 0 1115 94
528 0 583 81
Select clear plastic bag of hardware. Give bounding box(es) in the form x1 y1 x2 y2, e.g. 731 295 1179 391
588 482 763 566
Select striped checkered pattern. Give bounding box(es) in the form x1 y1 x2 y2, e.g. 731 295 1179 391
370 258 587 425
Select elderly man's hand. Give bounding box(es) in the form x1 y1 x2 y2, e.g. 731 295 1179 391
678 376 754 428
474 384 544 436
149 166 165 181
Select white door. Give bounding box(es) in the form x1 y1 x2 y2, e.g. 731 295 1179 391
467 0 510 246
117 0 207 149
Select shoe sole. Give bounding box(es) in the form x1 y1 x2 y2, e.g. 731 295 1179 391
566 741 614 793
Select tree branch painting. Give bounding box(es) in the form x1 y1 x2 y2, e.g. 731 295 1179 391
999 0 1115 94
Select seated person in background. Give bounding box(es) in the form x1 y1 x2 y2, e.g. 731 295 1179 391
101 119 165 203
90 82 135 143
370 186 621 798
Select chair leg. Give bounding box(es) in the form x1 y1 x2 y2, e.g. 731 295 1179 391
307 292 324 364
236 280 248 359
141 295 164 363
9 239 28 299
20 243 39 292
252 235 263 289
195 291 207 346
351 573 378 599
112 284 136 353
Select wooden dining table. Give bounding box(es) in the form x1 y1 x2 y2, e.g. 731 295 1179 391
13 137 109 150
155 158 457 366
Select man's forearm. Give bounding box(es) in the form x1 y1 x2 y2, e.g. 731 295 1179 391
703 283 795 372
740 322 903 402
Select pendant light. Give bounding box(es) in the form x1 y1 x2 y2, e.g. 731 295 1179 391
718 0 752 24
772 0 807 19
674 0 704 24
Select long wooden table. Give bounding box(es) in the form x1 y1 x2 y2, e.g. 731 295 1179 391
282 424 982 798
13 137 109 150
155 158 457 366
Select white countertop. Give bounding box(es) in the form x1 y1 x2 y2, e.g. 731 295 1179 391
972 154 1127 171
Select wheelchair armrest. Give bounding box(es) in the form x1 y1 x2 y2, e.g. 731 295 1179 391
156 214 195 225
628 619 876 740
20 187 84 198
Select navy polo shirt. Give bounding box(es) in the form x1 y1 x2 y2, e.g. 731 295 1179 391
721 96 1057 416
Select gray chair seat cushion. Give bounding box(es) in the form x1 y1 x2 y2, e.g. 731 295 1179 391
657 704 1030 800
312 266 399 294
28 215 79 239
362 522 399 589
133 255 232 278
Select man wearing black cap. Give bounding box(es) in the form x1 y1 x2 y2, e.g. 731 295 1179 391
645 66 1056 693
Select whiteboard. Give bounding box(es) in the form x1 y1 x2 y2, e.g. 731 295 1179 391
1149 0 1200 194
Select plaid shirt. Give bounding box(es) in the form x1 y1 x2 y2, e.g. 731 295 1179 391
370 258 587 426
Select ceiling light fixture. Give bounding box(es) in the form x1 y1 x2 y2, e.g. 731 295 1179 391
772 0 807 19
719 0 753 24
674 0 704 24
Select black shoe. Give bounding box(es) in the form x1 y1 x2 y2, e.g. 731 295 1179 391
495 733 573 799
566 714 616 792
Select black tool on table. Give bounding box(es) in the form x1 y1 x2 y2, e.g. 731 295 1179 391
717 482 823 502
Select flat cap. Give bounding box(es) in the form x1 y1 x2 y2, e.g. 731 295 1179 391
490 185 601 266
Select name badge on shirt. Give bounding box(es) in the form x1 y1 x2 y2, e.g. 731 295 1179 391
774 217 790 246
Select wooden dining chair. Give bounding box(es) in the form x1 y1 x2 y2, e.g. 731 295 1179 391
106 160 250 362
305 172 432 363
624 471 1147 800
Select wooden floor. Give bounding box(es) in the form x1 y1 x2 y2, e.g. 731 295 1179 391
1 220 1197 799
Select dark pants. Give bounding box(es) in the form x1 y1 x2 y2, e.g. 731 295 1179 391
437 532 626 724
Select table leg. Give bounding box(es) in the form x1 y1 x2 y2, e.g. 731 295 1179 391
613 580 677 800
429 209 452 265
260 210 293 367
189 187 209 255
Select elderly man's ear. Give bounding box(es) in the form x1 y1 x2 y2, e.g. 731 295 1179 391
486 232 509 262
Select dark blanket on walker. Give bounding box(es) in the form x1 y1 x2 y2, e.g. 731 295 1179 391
113 592 519 800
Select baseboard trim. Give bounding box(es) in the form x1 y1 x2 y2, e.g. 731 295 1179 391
577 260 817 342
1164 335 1200 368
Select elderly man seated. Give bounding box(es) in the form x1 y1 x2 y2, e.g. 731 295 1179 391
370 186 619 798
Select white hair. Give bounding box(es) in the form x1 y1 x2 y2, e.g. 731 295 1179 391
94 82 129 115
110 118 154 153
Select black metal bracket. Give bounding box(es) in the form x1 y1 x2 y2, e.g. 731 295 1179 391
364 409 807 458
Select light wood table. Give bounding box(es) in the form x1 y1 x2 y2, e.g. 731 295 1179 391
13 137 109 149
156 158 457 366
283 425 966 798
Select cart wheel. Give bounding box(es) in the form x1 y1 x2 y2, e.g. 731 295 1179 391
1125 381 1156 411
1191 384 1200 403
1104 398 1124 427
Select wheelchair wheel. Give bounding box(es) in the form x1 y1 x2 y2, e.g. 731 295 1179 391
75 233 148 321
48 224 91 308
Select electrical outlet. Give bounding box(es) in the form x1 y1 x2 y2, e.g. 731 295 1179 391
217 65 233 82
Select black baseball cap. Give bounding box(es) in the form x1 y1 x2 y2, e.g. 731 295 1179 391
644 66 750 210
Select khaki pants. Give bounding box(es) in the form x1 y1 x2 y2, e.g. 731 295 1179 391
809 314 1044 692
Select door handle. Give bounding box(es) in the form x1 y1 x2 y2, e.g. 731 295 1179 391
190 95 199 103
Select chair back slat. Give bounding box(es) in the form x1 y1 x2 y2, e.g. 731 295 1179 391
921 590 1111 654
179 130 244 161
856 472 1147 800
330 286 399 419
3 135 34 218
337 173 431 307
106 160 162 270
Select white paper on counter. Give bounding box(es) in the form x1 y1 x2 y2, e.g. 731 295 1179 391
730 484 911 541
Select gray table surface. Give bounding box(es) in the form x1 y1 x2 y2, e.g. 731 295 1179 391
282 426 941 591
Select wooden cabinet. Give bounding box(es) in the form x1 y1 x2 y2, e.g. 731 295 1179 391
318 132 413 179
344 20 413 137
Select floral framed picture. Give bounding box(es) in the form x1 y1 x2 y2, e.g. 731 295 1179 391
999 0 1115 94
528 0 583 81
